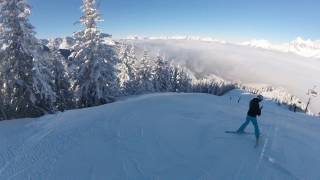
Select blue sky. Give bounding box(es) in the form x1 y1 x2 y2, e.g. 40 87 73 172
29 0 320 42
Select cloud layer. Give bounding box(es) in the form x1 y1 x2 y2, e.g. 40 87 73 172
130 39 320 113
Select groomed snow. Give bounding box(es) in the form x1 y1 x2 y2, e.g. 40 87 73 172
0 90 319 179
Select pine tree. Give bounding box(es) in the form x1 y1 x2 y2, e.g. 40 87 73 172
0 0 56 119
69 0 119 108
136 50 154 93
50 47 73 111
153 55 173 92
171 65 192 93
118 43 139 95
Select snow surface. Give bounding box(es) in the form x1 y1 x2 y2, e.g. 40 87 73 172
0 90 319 180
129 39 320 114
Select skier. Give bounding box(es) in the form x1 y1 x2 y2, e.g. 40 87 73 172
236 95 264 147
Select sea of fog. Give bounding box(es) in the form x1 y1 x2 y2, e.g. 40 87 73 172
130 39 320 114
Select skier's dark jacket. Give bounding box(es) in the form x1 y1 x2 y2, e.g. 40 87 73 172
247 98 261 117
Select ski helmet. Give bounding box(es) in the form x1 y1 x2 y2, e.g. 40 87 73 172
257 95 264 101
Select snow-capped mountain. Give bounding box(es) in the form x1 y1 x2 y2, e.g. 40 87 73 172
44 35 320 59
126 36 320 59
241 37 320 59
288 37 320 58
126 35 227 44
241 39 287 52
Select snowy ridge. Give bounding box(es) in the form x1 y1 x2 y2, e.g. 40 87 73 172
241 37 320 59
126 36 320 59
45 36 320 59
126 35 228 44
241 39 287 52
44 35 320 59
0 90 319 179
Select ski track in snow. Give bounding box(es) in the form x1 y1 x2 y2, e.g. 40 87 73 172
0 90 319 179
253 110 301 180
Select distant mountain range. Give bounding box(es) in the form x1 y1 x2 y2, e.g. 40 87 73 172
241 37 320 59
41 35 320 59
125 36 320 59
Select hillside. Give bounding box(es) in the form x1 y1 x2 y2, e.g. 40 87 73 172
0 90 319 180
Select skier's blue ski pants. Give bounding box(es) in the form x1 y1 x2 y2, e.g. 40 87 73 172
237 116 260 139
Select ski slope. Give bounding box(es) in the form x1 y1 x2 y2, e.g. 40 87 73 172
0 90 319 180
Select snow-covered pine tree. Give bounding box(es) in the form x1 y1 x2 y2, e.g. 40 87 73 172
170 65 179 92
171 65 192 93
191 76 236 96
118 43 139 95
50 47 73 111
153 55 173 92
0 0 56 119
69 0 119 108
136 50 155 94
